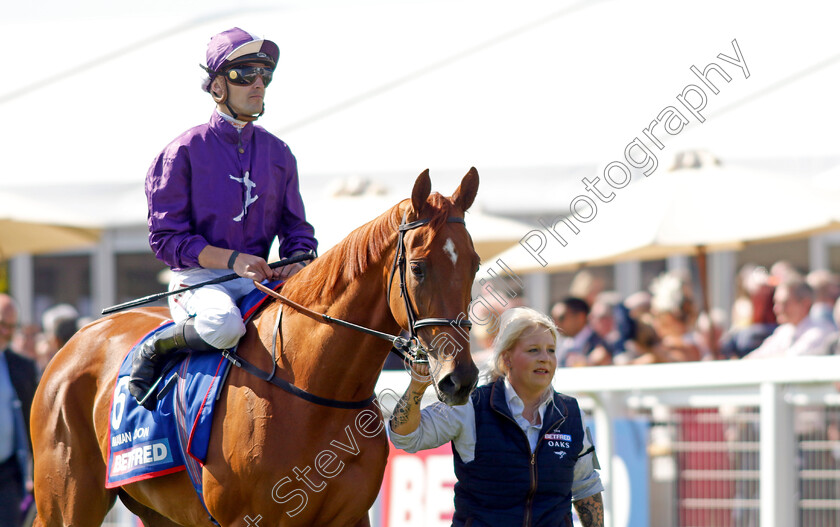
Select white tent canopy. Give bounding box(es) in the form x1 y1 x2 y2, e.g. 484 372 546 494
1 0 839 196
812 164 840 193
485 161 840 275
2 0 840 277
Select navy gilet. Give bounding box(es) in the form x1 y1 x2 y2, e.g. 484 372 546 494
451 379 585 527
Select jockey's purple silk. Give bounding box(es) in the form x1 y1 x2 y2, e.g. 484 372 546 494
146 111 317 271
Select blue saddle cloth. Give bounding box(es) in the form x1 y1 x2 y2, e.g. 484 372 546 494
105 282 281 494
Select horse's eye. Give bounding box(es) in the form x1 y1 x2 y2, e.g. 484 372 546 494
410 261 425 279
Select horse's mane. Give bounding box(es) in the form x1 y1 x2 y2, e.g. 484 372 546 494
287 192 457 306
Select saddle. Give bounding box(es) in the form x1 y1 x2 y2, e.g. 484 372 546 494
105 282 282 500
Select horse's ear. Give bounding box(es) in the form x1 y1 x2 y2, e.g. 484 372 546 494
411 169 432 214
452 167 479 212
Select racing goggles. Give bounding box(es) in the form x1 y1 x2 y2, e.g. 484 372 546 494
223 66 273 87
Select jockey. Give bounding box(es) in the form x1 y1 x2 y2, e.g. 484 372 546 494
129 27 318 409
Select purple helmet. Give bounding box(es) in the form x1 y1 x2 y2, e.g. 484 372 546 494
201 28 279 92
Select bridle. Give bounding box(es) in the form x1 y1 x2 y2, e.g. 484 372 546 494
386 212 473 364
233 210 473 409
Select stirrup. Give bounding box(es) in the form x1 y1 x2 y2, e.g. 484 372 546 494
137 375 164 409
138 371 180 408
136 356 183 409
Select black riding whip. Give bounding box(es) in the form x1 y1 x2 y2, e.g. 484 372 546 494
101 250 315 315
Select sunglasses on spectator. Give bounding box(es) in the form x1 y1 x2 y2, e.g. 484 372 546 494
223 66 273 87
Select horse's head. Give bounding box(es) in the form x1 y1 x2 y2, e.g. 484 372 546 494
388 168 480 406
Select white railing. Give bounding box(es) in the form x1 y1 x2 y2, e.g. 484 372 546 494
376 355 840 527
549 356 840 527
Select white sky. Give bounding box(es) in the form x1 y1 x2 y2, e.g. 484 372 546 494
1 0 839 196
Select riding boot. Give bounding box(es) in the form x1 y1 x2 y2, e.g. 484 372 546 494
128 318 215 409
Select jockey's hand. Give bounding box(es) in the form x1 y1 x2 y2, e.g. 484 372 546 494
233 253 274 282
274 262 305 281
271 251 314 281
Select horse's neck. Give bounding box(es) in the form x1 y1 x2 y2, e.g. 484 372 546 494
268 249 400 402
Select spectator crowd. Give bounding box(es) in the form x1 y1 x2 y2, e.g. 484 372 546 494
472 261 840 374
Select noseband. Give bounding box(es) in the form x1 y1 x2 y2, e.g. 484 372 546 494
386 213 473 363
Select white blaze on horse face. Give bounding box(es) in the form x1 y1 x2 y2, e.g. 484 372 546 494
443 238 458 266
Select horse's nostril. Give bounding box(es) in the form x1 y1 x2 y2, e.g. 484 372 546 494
438 373 456 394
437 368 479 406
446 362 478 388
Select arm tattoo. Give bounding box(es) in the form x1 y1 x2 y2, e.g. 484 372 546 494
389 390 423 429
573 493 604 527
390 391 413 428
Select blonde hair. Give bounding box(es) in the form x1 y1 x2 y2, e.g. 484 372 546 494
487 307 560 382
650 271 696 324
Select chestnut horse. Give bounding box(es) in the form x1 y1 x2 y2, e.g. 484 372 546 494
31 169 480 526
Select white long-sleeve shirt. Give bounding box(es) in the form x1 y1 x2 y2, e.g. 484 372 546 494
745 316 834 359
389 378 604 501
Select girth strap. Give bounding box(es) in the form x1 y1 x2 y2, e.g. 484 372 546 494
221 349 376 410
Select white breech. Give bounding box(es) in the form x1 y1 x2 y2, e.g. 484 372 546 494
167 268 253 349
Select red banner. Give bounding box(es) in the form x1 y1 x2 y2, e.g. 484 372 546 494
380 442 456 527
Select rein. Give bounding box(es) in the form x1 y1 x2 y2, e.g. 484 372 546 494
225 212 473 410
252 281 421 359
222 297 376 410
